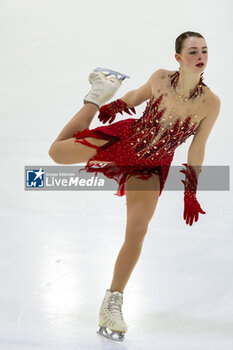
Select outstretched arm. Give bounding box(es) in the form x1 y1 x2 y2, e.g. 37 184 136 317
180 94 221 225
98 69 164 124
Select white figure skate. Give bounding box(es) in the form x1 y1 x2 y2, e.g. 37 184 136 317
97 289 128 342
84 67 130 109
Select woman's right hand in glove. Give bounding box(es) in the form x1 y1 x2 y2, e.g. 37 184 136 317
98 99 136 124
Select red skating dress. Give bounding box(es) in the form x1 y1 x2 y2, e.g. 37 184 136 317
72 92 199 197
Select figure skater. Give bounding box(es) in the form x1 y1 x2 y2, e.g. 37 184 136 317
48 31 221 341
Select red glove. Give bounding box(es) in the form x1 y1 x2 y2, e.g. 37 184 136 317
98 99 136 124
180 163 206 226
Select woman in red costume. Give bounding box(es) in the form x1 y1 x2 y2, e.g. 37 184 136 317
48 31 221 341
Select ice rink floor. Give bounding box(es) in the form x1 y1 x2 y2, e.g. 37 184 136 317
1 189 233 350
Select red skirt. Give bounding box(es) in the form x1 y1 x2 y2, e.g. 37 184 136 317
73 118 174 197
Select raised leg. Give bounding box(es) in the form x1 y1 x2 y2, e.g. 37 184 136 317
49 66 126 164
48 103 110 164
109 173 161 293
53 103 98 143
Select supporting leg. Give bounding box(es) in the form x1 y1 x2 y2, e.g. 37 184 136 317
109 174 160 293
109 232 146 293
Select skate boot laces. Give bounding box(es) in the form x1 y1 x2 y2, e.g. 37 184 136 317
108 293 124 321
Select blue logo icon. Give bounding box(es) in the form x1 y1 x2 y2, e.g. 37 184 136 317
26 168 45 187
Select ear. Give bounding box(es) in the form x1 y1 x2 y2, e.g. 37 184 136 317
175 53 182 64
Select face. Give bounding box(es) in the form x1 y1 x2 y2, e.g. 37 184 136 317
175 36 208 73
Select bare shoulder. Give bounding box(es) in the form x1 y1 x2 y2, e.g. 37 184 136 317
149 68 169 94
195 91 220 133
149 68 167 82
150 68 176 87
162 68 176 76
205 88 221 105
204 88 221 118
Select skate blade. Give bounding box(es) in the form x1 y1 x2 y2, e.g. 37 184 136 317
97 326 125 342
94 67 130 81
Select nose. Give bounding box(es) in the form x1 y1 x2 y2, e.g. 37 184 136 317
199 51 207 60
197 54 204 63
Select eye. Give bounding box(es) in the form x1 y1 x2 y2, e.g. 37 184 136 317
189 51 208 54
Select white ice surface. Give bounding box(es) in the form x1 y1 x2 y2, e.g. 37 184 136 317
1 0 233 349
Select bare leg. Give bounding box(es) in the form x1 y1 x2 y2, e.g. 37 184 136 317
109 174 160 293
48 103 110 164
53 102 99 142
109 241 144 294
